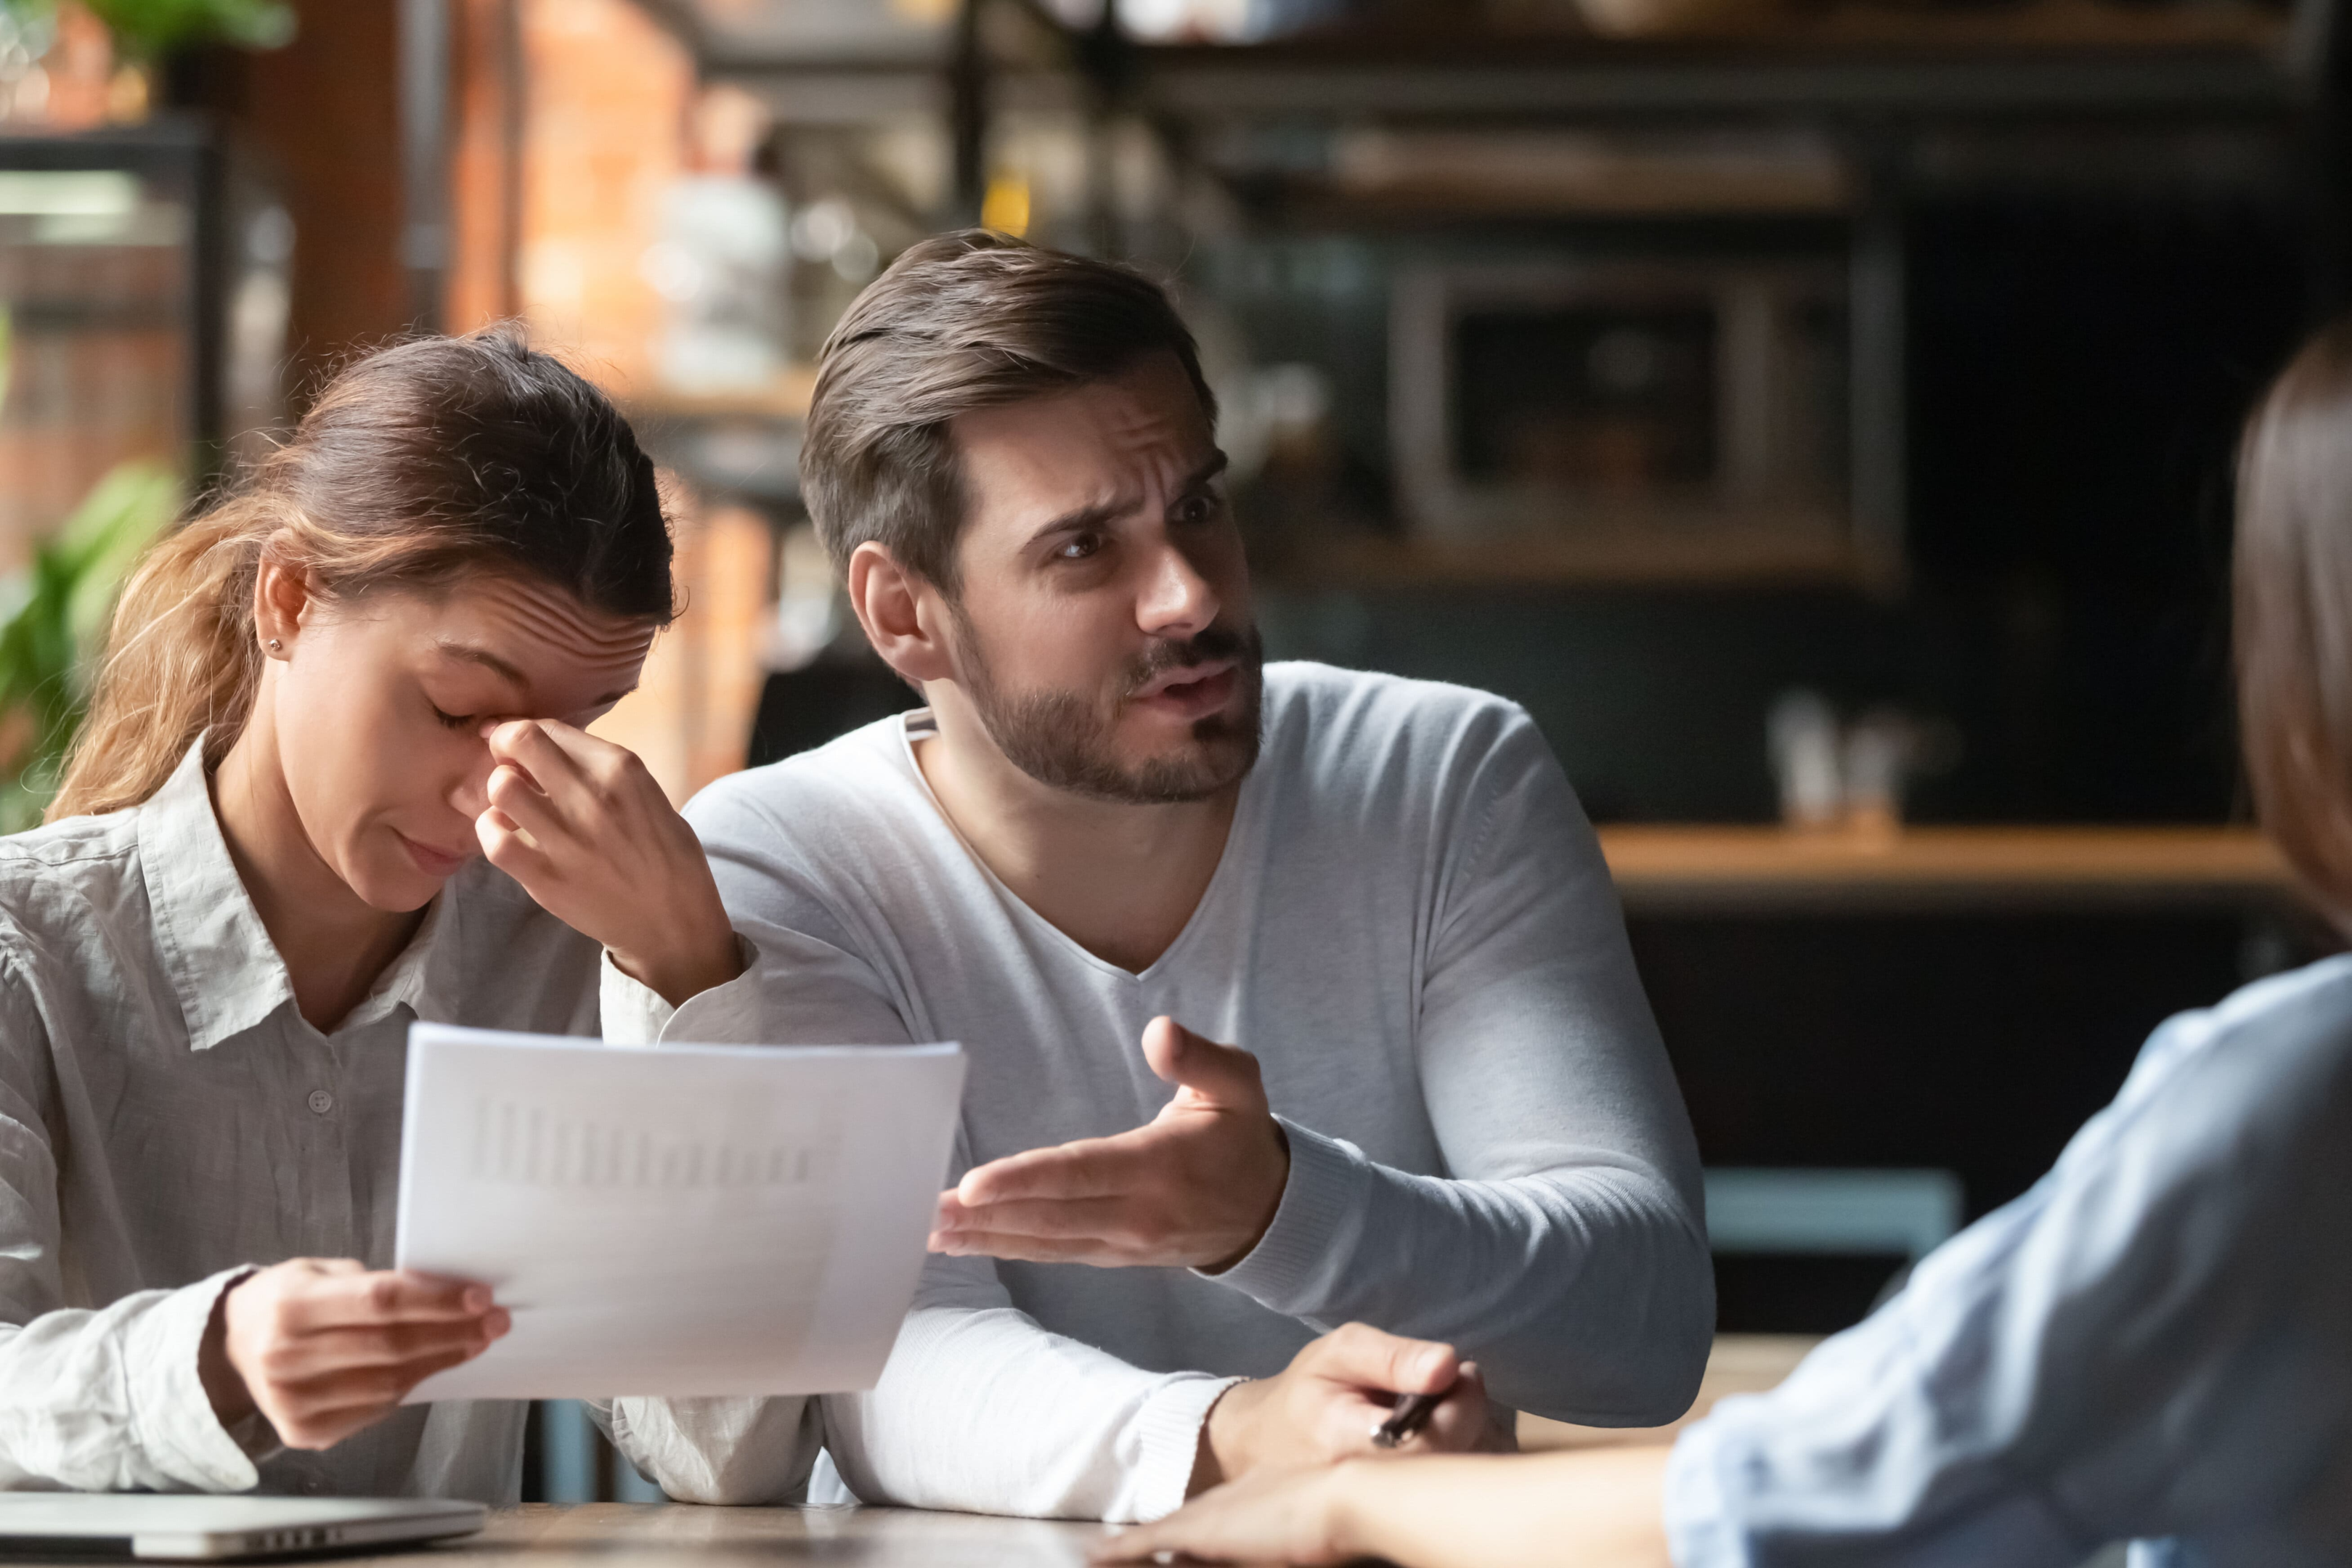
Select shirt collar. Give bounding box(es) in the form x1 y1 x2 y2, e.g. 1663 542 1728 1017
139 741 470 1049
346 878 467 1031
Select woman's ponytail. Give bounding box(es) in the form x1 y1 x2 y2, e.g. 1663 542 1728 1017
49 500 270 820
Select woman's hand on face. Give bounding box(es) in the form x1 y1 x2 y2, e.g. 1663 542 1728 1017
203 1259 508 1450
476 719 744 1008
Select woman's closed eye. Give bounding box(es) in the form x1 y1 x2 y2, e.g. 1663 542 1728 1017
430 704 477 732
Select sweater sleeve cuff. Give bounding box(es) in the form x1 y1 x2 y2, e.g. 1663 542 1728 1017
1199 1119 1373 1320
601 934 762 1047
127 1269 264 1493
1128 1375 1245 1524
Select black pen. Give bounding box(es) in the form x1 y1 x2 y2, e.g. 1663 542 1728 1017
1371 1388 1446 1449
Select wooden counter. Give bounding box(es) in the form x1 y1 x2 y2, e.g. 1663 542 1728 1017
1596 825 2298 913
1522 1332 1818 1451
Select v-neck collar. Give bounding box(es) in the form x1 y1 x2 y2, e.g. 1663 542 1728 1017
891 711 1258 984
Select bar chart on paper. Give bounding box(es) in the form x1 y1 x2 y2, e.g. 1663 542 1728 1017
396 1024 965 1402
463 1093 836 1195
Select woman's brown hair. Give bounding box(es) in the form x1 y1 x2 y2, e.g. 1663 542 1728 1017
2237 317 2352 929
49 328 675 821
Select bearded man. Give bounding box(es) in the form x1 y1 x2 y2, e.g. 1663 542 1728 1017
599 231 1712 1522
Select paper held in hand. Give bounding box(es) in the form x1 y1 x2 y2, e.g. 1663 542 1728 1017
394 1023 966 1402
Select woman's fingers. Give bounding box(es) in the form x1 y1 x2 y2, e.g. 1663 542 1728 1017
486 719 592 805
475 724 740 1009
518 717 623 772
223 1263 509 1453
483 720 667 855
264 1348 486 1450
476 810 558 886
280 1269 493 1331
490 719 644 811
481 761 564 841
256 1312 510 1381
1091 1467 1356 1566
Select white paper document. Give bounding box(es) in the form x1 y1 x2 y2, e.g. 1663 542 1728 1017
394 1024 965 1402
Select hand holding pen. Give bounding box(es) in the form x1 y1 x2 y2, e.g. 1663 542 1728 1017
1193 1325 1494 1495
1373 1387 1450 1448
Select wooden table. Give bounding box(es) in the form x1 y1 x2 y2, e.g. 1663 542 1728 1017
0 1347 1819 1567
337 1504 1105 1568
1521 1332 1818 1451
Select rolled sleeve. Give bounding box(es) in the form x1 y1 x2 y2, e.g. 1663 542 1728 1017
1128 1374 1245 1522
598 934 763 1047
126 1269 266 1493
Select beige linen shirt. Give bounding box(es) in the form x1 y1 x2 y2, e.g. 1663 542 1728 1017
0 744 608 1502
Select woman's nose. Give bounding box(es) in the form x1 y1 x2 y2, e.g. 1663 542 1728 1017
449 749 495 820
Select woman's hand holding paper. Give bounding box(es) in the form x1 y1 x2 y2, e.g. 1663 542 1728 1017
203 1259 509 1450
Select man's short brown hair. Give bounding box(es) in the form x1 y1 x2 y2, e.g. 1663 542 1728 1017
799 229 1217 595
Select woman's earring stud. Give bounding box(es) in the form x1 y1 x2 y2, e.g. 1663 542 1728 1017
266 638 282 652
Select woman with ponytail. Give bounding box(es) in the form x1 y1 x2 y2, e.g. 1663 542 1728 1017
0 330 754 1500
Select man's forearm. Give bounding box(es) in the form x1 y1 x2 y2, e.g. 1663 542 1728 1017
1328 1449 1675 1568
1221 1130 1712 1425
827 1301 1238 1522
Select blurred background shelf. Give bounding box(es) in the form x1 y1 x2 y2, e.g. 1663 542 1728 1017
1123 24 2307 127
1268 529 1889 589
1598 824 2299 911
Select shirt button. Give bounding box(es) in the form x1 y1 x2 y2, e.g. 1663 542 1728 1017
306 1089 335 1115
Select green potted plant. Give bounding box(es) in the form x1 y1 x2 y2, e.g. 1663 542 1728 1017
0 308 181 832
0 0 293 58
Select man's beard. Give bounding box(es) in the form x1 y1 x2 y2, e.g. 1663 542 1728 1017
950 611 1265 805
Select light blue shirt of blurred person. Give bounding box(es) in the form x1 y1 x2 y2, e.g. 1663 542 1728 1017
1665 952 2352 1567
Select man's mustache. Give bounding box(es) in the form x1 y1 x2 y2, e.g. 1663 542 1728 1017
1126 624 1260 695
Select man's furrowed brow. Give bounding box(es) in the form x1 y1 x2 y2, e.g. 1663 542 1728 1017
1026 497 1131 547
1182 451 1232 492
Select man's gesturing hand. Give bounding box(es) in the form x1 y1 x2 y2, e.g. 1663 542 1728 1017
202 1259 509 1450
929 1016 1290 1271
1193 1325 1498 1494
476 719 742 1008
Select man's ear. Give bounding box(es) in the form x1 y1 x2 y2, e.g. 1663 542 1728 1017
846 541 956 688
251 550 315 658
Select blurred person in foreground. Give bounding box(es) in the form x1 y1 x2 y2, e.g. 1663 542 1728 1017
1096 322 2352 1566
598 231 1712 1518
